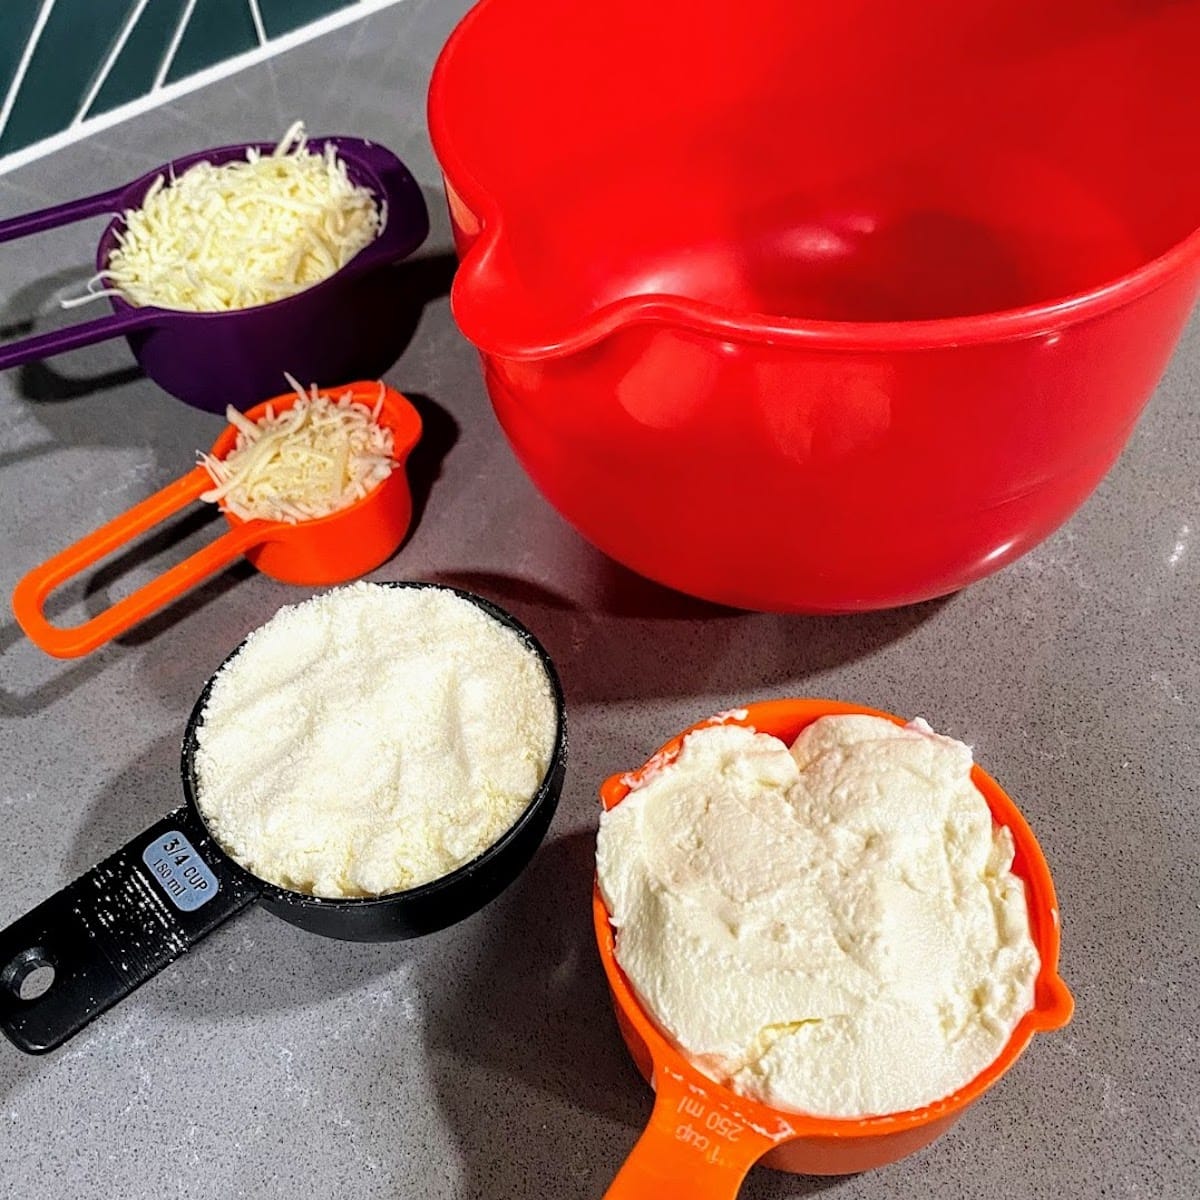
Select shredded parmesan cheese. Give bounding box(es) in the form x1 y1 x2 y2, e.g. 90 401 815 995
72 122 382 313
199 377 396 523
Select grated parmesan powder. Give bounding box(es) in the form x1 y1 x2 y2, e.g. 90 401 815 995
193 583 559 897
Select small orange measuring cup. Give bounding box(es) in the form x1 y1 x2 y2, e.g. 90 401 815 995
594 698 1074 1195
13 381 422 658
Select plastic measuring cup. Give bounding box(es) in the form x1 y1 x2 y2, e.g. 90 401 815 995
0 136 429 411
0 582 568 1055
594 699 1074 1193
12 381 423 658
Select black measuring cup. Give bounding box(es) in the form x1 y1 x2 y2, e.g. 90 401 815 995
0 584 567 1054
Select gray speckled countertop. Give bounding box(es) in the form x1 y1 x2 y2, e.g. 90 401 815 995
0 3 1197 1197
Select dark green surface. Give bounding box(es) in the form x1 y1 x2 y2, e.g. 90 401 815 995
163 0 258 86
258 0 358 39
0 0 136 156
0 0 40 110
88 0 190 119
0 0 366 158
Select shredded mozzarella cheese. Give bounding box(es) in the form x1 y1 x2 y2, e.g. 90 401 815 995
81 122 382 313
198 377 396 523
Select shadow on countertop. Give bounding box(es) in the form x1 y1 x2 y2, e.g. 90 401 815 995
397 389 462 537
423 567 952 704
0 540 947 720
0 266 143 401
0 1035 38 1105
742 1166 849 1198
0 264 151 451
0 523 259 720
61 732 181 878
0 621 104 722
421 830 845 1200
422 830 645 1199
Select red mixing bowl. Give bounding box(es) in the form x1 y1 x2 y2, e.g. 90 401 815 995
429 0 1200 612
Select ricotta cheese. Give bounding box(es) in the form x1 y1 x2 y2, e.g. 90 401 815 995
595 715 1039 1118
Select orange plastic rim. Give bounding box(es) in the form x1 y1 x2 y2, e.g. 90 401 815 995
204 382 422 532
594 698 1074 1144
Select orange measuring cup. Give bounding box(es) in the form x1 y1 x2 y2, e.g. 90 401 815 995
594 698 1074 1195
12 381 422 658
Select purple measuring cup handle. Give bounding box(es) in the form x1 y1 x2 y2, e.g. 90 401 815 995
0 179 160 371
0 181 126 245
0 307 156 373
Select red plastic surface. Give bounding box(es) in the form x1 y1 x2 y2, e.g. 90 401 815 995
430 0 1200 612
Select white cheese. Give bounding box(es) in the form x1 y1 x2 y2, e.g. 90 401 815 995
83 122 381 312
596 715 1040 1118
194 583 558 898
197 378 395 524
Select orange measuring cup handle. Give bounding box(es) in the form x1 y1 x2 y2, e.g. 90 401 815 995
603 1062 785 1200
12 467 267 659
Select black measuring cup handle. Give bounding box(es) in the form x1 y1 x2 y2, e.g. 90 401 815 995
0 805 259 1054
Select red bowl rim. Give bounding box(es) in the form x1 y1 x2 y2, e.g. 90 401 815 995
429 0 1200 359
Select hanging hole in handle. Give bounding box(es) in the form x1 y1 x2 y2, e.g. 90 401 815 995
2 947 56 1001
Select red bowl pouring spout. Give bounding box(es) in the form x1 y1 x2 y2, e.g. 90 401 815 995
593 699 1074 1193
430 0 1200 612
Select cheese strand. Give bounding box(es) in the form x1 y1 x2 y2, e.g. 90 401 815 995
198 379 395 523
92 122 381 313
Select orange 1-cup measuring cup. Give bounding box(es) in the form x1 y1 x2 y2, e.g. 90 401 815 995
12 382 422 658
593 698 1074 1195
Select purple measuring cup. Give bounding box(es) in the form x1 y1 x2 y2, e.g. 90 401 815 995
0 137 429 412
